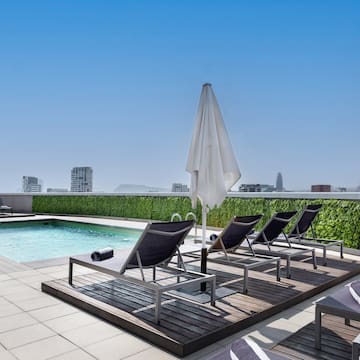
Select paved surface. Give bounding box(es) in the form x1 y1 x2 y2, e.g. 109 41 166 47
0 215 358 360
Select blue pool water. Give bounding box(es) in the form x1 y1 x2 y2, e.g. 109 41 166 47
0 220 141 262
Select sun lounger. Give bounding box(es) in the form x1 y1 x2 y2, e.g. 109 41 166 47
208 337 290 359
286 204 344 265
315 280 360 351
244 211 317 278
69 220 216 324
181 215 281 294
0 198 12 214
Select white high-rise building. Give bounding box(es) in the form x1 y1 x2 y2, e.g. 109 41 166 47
71 167 93 192
22 176 42 192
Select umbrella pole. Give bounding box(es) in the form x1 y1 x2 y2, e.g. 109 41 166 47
200 206 207 292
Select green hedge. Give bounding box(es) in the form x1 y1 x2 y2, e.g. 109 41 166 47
32 195 360 248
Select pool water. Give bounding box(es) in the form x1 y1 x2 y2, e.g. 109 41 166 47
0 220 142 262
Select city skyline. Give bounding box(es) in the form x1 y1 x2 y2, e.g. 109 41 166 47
13 169 359 193
1 1 359 193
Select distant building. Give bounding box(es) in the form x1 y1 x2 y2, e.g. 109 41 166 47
47 188 68 193
276 172 284 192
172 183 189 192
22 176 42 192
335 187 347 192
239 184 275 192
71 167 93 192
311 184 331 192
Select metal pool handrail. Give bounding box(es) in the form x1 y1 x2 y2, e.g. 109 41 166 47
170 213 182 222
185 212 198 241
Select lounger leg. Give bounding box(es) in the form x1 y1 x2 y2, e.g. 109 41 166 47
69 260 73 285
286 258 291 279
276 260 281 281
155 290 161 324
340 243 344 259
345 318 351 326
322 247 327 266
243 268 248 294
313 250 318 269
176 255 180 283
210 277 216 306
200 248 207 292
315 306 322 349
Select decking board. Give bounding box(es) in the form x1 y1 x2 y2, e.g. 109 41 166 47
272 314 360 359
42 254 360 357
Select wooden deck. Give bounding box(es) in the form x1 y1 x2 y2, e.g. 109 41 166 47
42 253 360 357
272 314 360 359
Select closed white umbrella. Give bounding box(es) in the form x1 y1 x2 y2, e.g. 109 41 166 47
186 83 241 283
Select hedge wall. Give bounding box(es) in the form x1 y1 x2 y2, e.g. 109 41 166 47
32 195 360 248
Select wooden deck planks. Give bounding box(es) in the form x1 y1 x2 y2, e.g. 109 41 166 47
42 254 360 357
272 314 360 359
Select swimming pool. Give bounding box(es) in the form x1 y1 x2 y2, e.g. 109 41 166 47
0 220 142 262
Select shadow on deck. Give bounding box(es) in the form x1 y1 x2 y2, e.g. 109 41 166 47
272 314 360 359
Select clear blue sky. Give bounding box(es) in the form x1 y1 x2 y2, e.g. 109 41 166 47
1 1 359 192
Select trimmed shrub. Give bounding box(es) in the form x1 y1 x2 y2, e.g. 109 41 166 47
32 195 360 248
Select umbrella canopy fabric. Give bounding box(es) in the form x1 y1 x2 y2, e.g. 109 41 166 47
186 83 241 249
186 83 241 210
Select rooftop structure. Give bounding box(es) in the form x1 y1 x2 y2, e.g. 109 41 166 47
0 212 358 359
47 188 68 193
0 191 359 357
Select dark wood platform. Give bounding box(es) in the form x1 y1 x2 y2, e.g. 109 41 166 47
272 314 360 359
42 254 360 357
